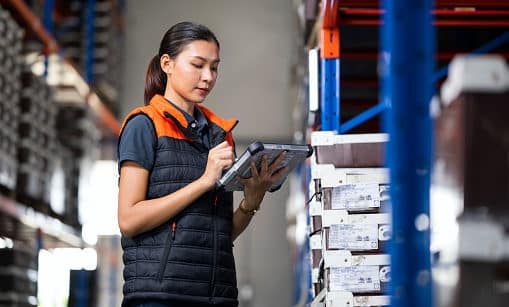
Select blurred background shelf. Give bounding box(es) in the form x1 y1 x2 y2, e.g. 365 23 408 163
0 194 83 249
0 0 121 137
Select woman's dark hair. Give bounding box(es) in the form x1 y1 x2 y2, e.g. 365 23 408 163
144 22 220 105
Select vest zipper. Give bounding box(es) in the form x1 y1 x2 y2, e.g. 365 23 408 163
158 221 176 281
209 194 219 302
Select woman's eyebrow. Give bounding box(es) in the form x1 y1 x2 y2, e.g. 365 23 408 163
192 56 220 63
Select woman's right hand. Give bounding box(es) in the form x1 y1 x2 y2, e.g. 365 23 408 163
200 141 234 190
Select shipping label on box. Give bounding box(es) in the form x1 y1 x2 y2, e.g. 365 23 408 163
331 183 381 210
329 224 379 250
329 266 381 293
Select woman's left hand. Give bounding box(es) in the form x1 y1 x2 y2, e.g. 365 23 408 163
237 151 288 211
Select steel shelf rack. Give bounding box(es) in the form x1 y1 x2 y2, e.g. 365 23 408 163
306 0 509 306
0 0 121 136
0 0 121 250
315 0 509 134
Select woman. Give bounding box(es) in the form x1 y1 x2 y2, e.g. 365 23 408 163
117 22 287 307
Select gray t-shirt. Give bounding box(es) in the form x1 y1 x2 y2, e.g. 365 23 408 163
118 100 209 172
118 114 157 171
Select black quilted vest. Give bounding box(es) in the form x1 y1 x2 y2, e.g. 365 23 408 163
119 95 239 306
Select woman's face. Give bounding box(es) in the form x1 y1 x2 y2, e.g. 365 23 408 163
165 40 220 105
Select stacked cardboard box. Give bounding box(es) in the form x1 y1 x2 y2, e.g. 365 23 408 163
309 132 391 307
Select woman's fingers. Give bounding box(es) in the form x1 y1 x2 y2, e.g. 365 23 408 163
250 161 259 178
268 151 286 174
210 143 233 162
271 166 288 181
212 141 229 150
260 155 268 174
210 142 231 156
236 176 248 186
237 153 289 191
217 149 234 160
203 141 233 185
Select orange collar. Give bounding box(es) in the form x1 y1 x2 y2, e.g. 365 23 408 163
149 95 238 132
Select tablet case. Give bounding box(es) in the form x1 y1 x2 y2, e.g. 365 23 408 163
216 142 313 192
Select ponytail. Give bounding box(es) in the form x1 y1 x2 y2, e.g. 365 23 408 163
144 22 220 105
144 55 167 105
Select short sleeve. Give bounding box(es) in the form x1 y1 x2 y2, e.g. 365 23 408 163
118 114 157 172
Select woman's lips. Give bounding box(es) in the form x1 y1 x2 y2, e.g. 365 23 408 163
196 88 209 95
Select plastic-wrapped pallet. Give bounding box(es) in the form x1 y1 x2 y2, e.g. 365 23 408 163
309 131 391 307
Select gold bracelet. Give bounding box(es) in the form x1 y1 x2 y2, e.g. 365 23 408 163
239 199 258 216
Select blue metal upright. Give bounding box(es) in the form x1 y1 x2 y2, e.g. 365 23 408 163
381 1 434 307
320 59 340 132
42 0 55 77
320 0 341 132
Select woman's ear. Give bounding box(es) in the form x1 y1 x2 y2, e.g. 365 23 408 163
160 54 174 75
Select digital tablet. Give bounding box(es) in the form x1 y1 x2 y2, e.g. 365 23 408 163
216 142 313 192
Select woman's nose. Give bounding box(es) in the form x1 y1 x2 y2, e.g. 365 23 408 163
201 68 213 81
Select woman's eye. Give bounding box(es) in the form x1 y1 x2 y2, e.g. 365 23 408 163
192 63 203 69
211 66 218 72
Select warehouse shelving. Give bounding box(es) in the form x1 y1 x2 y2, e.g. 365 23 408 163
0 2 121 304
0 0 124 252
306 132 391 306
0 0 121 136
0 194 82 249
302 0 509 306
328 0 509 8
338 9 509 27
311 0 509 134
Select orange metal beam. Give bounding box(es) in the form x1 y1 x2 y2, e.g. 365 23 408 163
3 0 58 53
340 19 509 27
338 8 509 27
341 9 509 16
321 0 340 58
340 51 509 60
335 0 509 8
320 28 340 58
322 0 339 29
436 0 509 7
88 92 122 135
